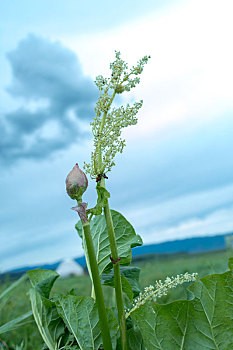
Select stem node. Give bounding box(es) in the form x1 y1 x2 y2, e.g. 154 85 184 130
110 256 121 264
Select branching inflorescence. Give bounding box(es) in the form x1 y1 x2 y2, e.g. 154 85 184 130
84 51 150 179
125 272 198 319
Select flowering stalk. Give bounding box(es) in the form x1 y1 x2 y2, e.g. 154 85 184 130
84 51 150 350
125 272 198 319
87 51 150 348
84 51 150 178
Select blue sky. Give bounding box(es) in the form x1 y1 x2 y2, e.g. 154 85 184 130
1 0 233 272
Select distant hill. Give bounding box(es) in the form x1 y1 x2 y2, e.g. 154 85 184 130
132 232 231 257
1 232 232 280
2 255 86 274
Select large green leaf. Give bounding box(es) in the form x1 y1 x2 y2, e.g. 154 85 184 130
54 295 118 350
76 210 142 276
27 269 65 350
29 289 64 350
127 327 145 350
101 272 133 301
101 266 141 301
27 269 59 298
131 262 233 350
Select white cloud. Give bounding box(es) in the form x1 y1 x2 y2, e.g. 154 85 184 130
142 206 233 244
124 183 233 244
64 0 233 140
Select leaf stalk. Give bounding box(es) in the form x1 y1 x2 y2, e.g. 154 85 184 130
82 221 113 350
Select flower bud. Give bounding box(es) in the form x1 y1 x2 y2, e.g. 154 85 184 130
66 163 88 200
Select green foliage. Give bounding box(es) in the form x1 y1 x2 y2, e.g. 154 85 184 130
225 235 233 258
0 274 32 337
54 295 102 350
0 274 92 349
101 266 141 301
29 289 64 350
24 249 233 349
55 295 118 350
0 274 27 304
26 268 119 350
76 210 143 277
27 269 59 298
131 259 233 349
0 250 231 348
0 311 32 335
15 340 26 350
127 327 145 350
27 270 65 350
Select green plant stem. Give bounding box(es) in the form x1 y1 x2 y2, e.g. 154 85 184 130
100 178 128 349
103 198 128 350
95 88 128 349
82 221 113 350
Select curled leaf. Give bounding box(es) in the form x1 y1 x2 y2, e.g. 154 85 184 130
87 184 110 216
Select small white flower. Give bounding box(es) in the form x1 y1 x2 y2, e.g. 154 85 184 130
84 51 150 179
125 272 198 319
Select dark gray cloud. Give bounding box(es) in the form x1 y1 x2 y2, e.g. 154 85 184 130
1 34 97 162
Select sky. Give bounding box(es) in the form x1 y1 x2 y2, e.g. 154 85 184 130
1 0 233 272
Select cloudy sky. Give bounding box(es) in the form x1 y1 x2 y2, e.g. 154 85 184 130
1 0 233 272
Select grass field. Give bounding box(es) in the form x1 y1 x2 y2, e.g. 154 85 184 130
0 249 231 349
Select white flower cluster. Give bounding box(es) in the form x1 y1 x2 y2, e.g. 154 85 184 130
84 51 150 179
125 272 198 319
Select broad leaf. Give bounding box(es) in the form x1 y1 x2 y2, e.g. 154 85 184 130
27 269 59 298
121 276 134 301
128 327 145 350
76 210 142 276
54 295 118 350
116 327 145 350
101 273 133 301
27 270 65 350
119 267 141 297
101 266 141 301
29 289 64 350
131 263 233 349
